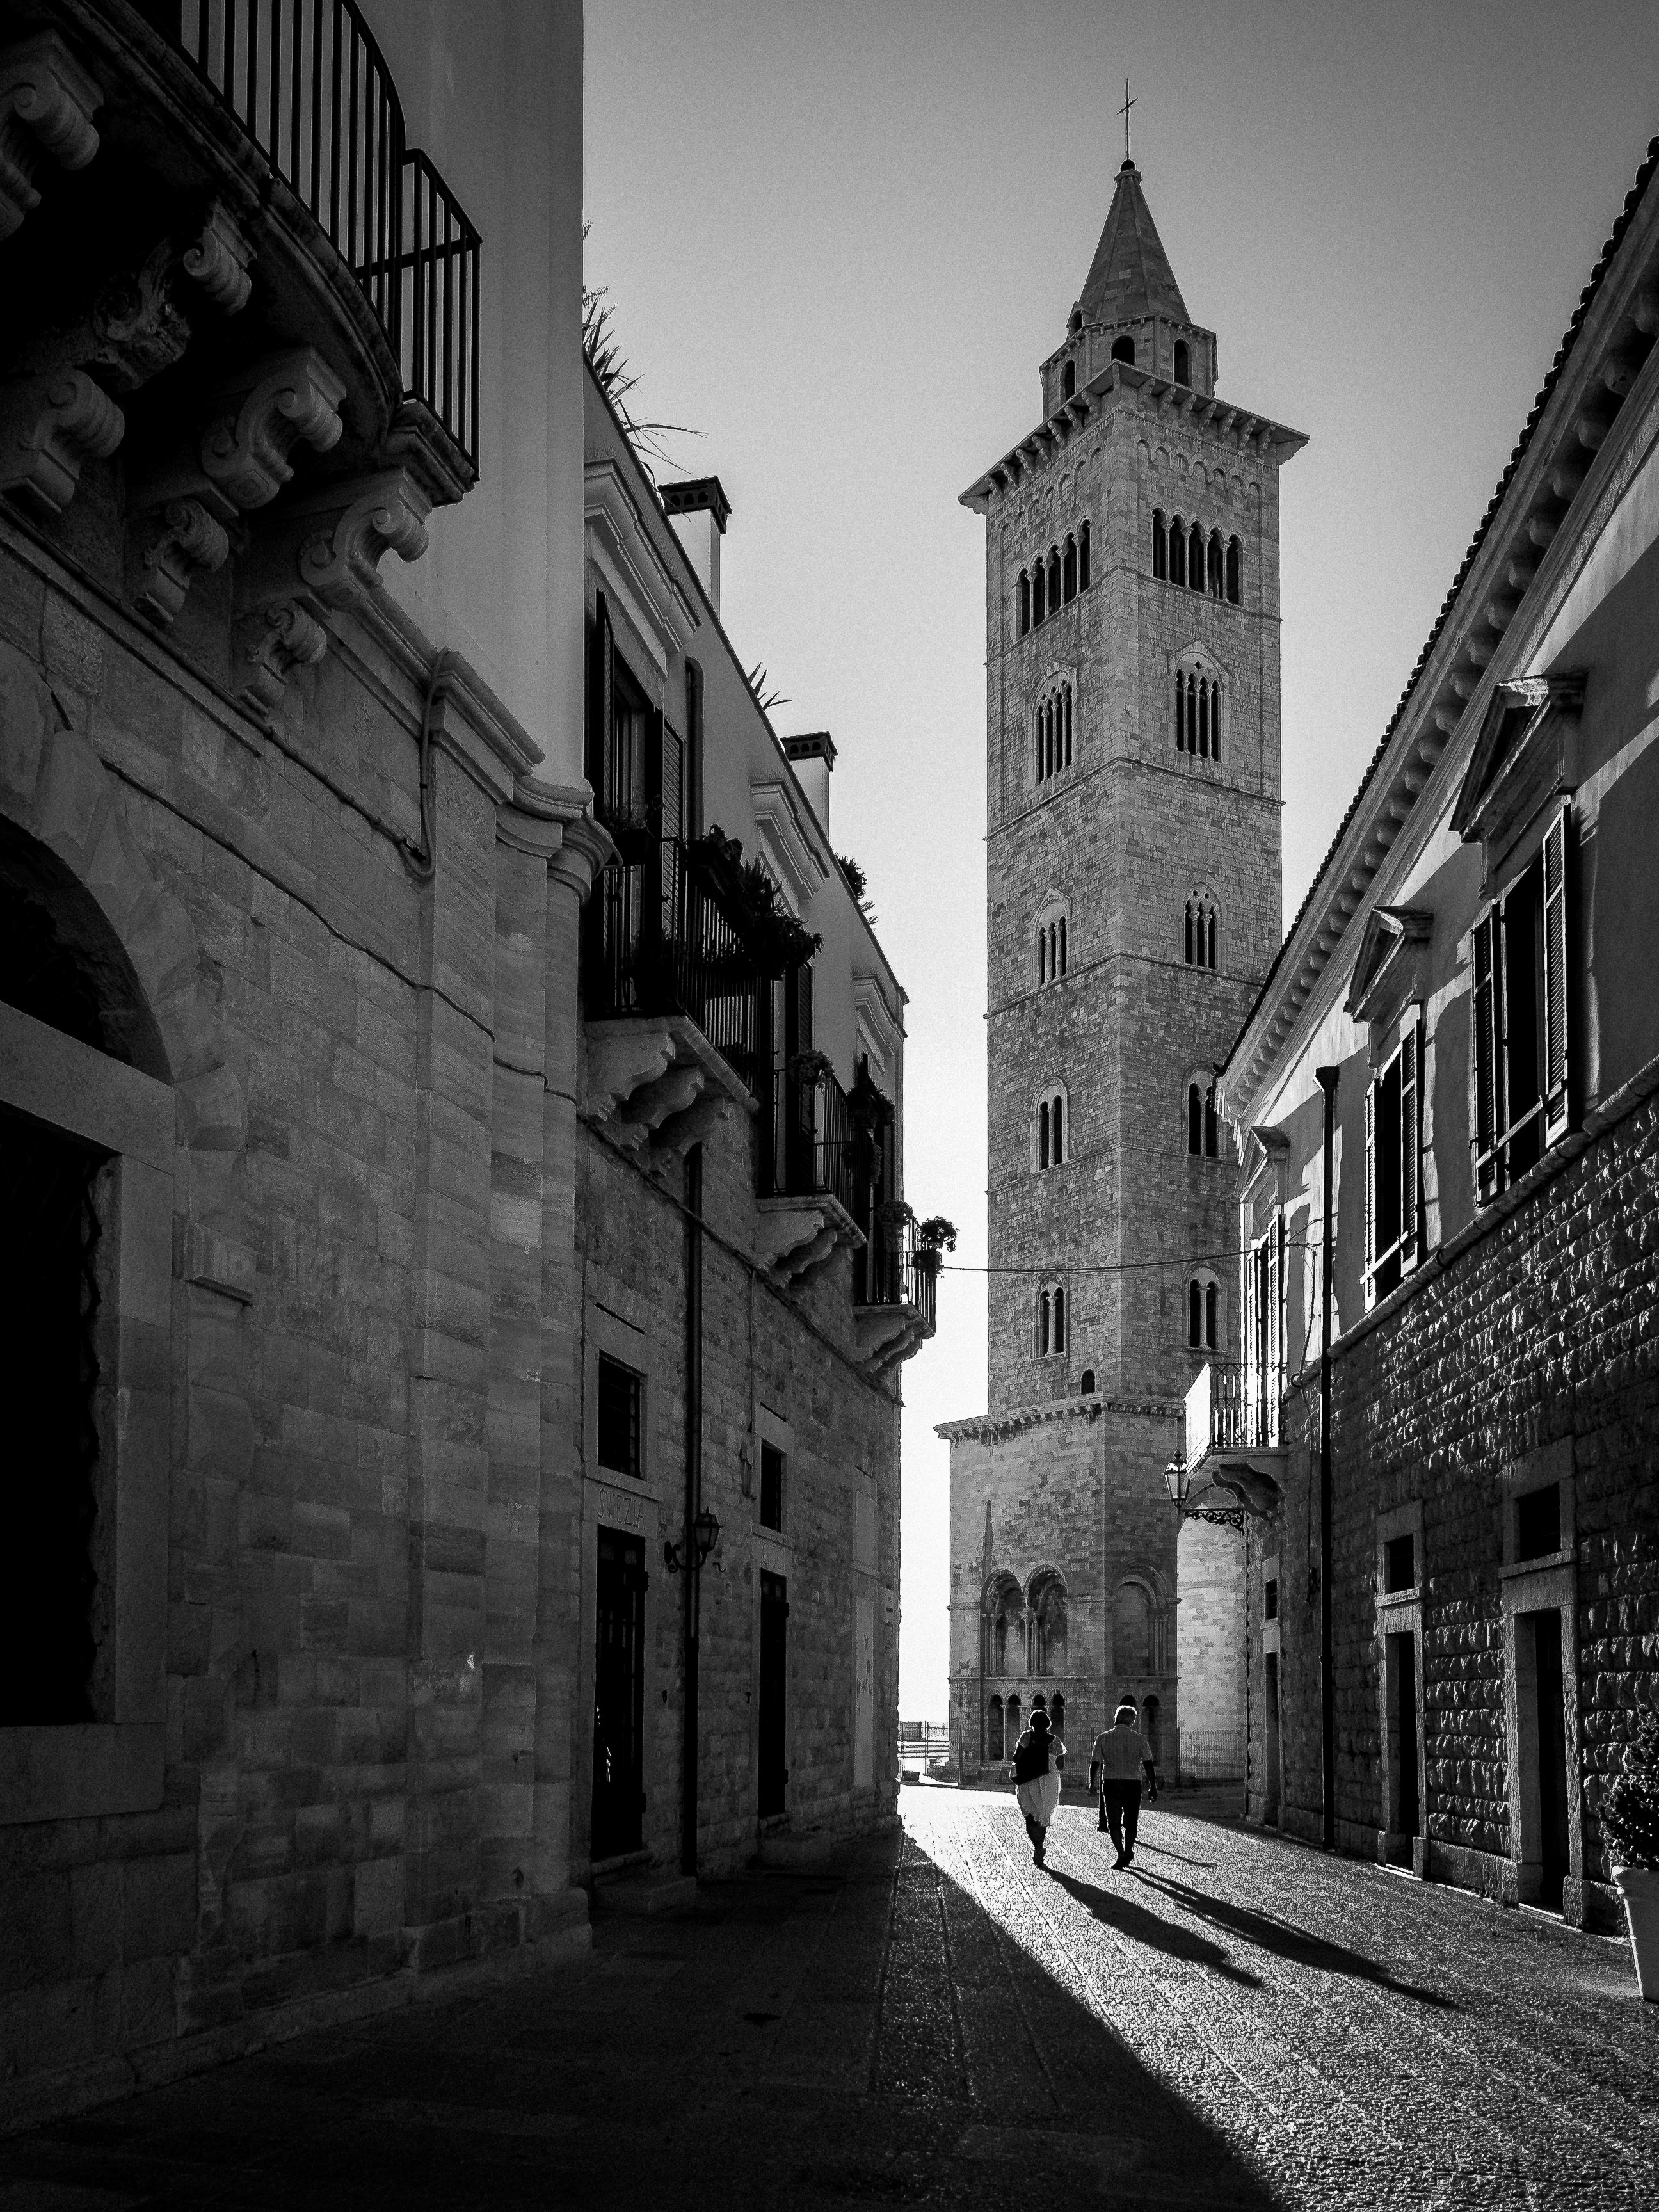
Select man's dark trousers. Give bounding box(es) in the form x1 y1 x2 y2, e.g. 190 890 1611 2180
1101 1781 1141 1857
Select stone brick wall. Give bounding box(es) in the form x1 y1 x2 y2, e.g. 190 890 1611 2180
1246 1086 1659 1929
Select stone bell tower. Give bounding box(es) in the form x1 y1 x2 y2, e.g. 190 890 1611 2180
940 156 1307 1783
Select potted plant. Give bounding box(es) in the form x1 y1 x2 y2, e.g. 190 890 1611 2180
1602 1713 1659 2000
913 1216 958 1285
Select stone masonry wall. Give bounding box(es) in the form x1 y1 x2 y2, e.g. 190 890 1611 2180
1246 1089 1659 1930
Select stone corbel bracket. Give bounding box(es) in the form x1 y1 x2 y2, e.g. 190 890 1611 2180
132 497 230 627
858 1305 927 1376
0 369 123 517
198 348 346 518
296 471 430 609
0 31 101 240
182 202 254 316
233 599 328 726
228 465 431 721
583 1014 758 1157
755 1193 865 1287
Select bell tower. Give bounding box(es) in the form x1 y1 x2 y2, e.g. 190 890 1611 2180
941 156 1307 1784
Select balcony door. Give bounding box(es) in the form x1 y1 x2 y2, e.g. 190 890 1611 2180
592 1528 647 1862
765 962 813 1196
586 591 682 1007
758 1571 789 1817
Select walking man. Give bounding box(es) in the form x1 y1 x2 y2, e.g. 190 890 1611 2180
1089 1701 1150 1869
1011 1703 1066 1868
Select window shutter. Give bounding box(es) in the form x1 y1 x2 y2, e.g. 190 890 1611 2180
588 592 614 795
1363 1077 1376 1302
659 722 684 846
1400 1025 1419 1268
1471 910 1498 1200
1542 805 1571 1141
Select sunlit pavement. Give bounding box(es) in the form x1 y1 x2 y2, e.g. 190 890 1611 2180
2 1787 1655 2209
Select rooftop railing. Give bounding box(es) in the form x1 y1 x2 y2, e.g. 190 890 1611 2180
858 1204 937 1335
1187 1359 1282 1459
585 838 761 1094
763 1056 854 1210
156 1 480 469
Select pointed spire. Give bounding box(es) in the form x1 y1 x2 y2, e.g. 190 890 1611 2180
1077 159 1190 328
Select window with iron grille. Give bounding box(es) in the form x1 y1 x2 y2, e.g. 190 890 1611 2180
1472 806 1571 1203
597 1354 642 1479
1366 1020 1423 1304
760 1441 785 1532
0 1107 108 1726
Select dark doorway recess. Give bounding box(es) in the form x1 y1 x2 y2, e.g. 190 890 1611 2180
1263 1653 1281 1827
592 1528 647 1859
1386 1630 1419 1861
0 1107 106 1726
1532 1610 1570 1912
759 1571 788 1817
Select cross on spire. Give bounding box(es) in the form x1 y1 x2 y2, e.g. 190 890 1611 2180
1118 78 1136 162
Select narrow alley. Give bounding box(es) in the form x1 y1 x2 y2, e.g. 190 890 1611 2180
2 1789 1652 2210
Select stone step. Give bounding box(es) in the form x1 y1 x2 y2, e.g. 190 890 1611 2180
593 1870 698 1917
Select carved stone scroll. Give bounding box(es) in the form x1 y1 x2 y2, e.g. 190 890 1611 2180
182 202 254 315
0 369 123 517
199 349 345 517
235 600 328 725
0 32 102 241
296 470 431 609
132 499 230 626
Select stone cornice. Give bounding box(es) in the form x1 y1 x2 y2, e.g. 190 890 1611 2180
584 456 700 672
749 777 828 915
961 361 1308 512
1221 149 1659 1126
936 1391 1180 1444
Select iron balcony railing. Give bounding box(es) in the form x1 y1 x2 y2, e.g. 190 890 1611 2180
763 1057 855 1210
858 1205 938 1336
1187 1359 1283 1459
156 1 480 468
585 837 760 1093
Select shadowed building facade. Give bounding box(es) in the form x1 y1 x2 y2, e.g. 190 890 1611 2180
941 159 1305 1781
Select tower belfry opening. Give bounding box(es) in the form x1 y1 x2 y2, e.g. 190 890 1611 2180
940 158 1307 1788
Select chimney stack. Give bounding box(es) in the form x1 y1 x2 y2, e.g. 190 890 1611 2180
783 732 835 845
662 476 731 617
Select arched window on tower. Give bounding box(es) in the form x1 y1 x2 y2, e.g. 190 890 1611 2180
1047 546 1061 610
1062 358 1076 400
1036 1281 1067 1358
1187 1075 1220 1158
1062 534 1077 602
1151 509 1166 581
1183 895 1219 971
1032 559 1046 625
1034 898 1070 988
1032 680 1073 787
1189 521 1204 591
1226 535 1242 604
1030 1571 1068 1672
1080 519 1090 588
1173 655 1223 764
1187 1269 1222 1351
1173 338 1190 386
1111 334 1135 365
1208 531 1224 599
1169 515 1186 588
1035 1084 1067 1170
1018 570 1031 635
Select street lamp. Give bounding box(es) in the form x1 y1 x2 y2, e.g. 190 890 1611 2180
1162 1457 1242 1530
664 1506 721 1575
1162 1459 1190 1509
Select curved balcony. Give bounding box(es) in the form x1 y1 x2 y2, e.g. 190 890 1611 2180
1 0 483 717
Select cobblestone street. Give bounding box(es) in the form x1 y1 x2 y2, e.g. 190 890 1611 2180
1 1788 1655 2210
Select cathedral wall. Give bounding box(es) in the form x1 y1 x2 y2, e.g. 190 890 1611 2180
1174 1517 1247 1777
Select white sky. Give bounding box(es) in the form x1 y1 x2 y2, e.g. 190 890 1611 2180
584 0 1659 1720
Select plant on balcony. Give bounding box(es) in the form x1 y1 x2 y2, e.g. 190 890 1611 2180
787 1050 833 1087
593 796 660 863
686 828 821 977
913 1216 957 1283
746 662 790 714
583 229 695 477
838 854 877 922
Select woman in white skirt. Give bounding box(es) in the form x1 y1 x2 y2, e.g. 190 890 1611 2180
1010 1703 1066 1867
